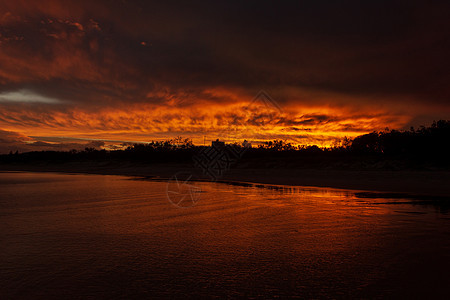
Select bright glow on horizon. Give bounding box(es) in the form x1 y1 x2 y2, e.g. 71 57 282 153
0 97 411 150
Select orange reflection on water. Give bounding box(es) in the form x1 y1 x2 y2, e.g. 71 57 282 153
1 172 449 298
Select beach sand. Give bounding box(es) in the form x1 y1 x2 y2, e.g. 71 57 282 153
1 162 450 197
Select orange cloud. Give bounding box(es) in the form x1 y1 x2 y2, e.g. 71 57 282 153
0 92 412 148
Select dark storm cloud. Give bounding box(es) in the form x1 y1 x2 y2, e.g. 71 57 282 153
119 0 450 102
1 0 449 107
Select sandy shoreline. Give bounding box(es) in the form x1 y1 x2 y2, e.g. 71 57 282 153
1 162 450 198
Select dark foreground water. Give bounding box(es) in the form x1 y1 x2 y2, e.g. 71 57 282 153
1 172 450 299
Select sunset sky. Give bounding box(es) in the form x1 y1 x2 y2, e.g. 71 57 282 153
0 0 449 152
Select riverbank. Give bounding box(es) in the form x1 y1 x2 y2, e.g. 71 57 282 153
1 162 450 197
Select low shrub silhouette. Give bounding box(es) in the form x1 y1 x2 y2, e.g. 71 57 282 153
1 121 449 170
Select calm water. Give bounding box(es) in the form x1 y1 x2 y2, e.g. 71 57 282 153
1 172 450 299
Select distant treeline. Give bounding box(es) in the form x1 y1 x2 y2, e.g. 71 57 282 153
1 121 450 170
